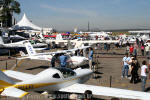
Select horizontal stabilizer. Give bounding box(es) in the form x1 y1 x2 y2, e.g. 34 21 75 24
59 83 150 100
1 87 28 98
34 48 47 51
17 57 30 60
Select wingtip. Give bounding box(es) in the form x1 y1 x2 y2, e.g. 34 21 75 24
19 92 29 98
1 70 6 72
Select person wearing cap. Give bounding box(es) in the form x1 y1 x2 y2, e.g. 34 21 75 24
122 53 131 78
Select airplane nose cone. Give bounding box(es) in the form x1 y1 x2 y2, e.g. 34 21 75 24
74 68 93 76
86 69 93 75
84 57 89 61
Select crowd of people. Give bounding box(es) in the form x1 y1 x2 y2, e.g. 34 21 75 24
122 40 150 92
126 39 149 57
48 37 150 100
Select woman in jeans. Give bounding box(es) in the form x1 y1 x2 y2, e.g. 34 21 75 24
141 60 148 92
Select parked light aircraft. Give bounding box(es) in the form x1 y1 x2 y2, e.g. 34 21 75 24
80 31 109 39
45 34 119 48
0 36 47 49
1 67 150 99
18 42 89 67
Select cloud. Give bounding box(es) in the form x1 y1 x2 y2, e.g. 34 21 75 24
40 4 99 17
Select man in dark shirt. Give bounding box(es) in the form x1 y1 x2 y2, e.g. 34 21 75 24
51 55 56 67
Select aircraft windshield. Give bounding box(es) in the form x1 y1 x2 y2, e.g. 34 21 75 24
29 40 42 44
55 67 76 78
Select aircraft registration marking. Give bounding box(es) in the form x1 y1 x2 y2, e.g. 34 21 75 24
13 77 79 91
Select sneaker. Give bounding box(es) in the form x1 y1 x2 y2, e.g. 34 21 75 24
121 76 124 78
125 76 128 78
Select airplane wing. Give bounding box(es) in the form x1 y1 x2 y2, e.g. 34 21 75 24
1 87 28 98
3 70 35 81
37 46 90 55
59 83 150 100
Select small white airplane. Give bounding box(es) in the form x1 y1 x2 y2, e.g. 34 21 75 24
0 36 47 49
45 34 119 48
1 67 150 100
18 42 89 67
80 31 109 39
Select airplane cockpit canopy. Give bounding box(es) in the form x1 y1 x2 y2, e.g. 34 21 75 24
55 67 76 78
29 40 42 44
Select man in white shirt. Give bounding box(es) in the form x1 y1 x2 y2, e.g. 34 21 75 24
122 53 131 78
145 45 149 56
141 60 148 92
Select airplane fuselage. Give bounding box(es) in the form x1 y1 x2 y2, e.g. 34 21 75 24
12 68 92 92
30 55 88 67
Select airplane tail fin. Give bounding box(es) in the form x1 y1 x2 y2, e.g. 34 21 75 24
0 36 4 44
0 70 14 89
25 42 37 57
56 34 63 40
74 42 82 48
39 33 44 40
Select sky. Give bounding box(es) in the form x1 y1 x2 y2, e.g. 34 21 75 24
15 0 150 31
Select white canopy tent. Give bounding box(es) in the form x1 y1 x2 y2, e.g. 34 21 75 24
13 13 42 31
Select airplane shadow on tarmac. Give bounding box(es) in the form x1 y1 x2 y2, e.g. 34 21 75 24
93 71 103 79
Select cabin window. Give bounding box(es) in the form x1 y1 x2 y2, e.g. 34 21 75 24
55 67 76 78
53 73 60 78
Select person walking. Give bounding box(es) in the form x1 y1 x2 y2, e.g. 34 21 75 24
126 41 130 54
51 55 56 67
141 45 145 56
145 45 149 56
122 53 131 78
129 45 134 55
89 47 93 70
141 60 148 92
133 43 138 58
